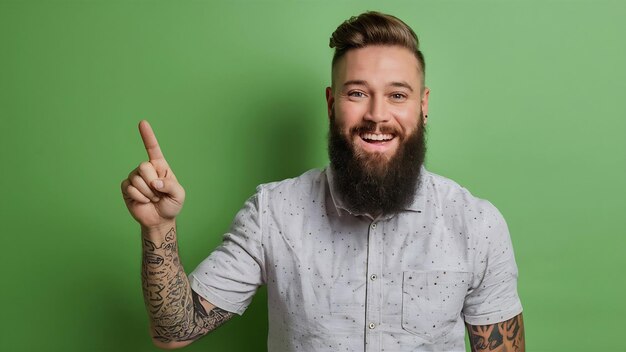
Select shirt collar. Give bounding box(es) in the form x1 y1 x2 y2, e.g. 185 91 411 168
325 165 427 218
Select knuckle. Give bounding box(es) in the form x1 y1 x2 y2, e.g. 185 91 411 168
128 167 139 179
178 185 186 199
138 161 153 173
129 174 143 185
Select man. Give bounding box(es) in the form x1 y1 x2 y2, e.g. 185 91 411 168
121 11 524 352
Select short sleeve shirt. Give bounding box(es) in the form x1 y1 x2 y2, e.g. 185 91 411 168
189 167 522 352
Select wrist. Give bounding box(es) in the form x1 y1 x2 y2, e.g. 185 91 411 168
141 220 176 239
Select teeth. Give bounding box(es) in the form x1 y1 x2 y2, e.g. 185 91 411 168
361 133 393 141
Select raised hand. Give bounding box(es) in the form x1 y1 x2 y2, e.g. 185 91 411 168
121 120 185 228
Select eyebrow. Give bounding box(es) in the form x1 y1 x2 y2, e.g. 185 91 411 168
342 80 367 88
390 81 414 92
342 80 414 92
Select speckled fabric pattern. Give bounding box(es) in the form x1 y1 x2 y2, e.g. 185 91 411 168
189 167 522 351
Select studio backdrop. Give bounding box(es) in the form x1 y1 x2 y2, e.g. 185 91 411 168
1 1 624 351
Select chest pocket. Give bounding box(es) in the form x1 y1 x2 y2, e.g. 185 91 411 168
401 270 472 342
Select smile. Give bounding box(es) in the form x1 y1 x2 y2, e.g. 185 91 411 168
360 132 395 143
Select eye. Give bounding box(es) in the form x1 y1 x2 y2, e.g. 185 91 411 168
390 93 407 101
348 91 366 98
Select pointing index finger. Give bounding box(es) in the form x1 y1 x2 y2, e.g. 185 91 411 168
138 120 165 161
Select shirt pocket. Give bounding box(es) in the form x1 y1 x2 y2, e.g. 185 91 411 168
401 270 472 342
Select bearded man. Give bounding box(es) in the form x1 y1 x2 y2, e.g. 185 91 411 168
122 11 525 352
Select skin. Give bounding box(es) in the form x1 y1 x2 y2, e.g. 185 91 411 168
121 121 233 349
325 45 430 161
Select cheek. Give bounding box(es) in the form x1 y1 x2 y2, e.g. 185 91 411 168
392 108 421 133
336 103 366 125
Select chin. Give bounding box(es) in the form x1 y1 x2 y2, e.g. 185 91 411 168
356 144 399 163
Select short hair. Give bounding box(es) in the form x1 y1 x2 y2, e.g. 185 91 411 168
329 11 425 85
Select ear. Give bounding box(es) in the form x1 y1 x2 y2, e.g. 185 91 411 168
421 87 430 125
325 86 334 120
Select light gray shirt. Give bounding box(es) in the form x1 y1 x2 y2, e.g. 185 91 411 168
189 167 522 352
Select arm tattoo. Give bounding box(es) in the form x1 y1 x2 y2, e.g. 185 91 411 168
467 314 525 352
142 227 234 343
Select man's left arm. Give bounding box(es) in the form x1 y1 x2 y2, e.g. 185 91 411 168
466 313 525 352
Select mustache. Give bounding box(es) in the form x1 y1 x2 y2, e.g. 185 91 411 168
349 121 401 136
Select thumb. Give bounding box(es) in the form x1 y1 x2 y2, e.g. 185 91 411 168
151 178 185 201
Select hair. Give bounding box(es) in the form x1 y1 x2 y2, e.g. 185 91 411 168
329 11 425 85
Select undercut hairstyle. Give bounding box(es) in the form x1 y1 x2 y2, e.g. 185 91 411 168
329 11 425 86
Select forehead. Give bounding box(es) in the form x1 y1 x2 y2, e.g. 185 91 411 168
333 45 422 87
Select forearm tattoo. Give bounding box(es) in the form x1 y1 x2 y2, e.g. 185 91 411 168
141 227 234 343
468 314 525 352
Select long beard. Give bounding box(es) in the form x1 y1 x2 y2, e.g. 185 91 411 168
328 112 426 216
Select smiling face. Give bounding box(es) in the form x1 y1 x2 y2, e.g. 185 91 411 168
326 45 429 167
326 45 430 215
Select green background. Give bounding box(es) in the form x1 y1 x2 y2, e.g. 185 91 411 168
1 0 624 351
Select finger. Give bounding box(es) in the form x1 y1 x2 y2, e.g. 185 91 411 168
127 167 157 200
125 182 151 203
137 161 161 193
152 178 185 201
121 179 132 199
138 120 165 161
129 172 160 202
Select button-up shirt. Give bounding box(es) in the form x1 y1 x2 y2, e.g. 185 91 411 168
189 167 522 351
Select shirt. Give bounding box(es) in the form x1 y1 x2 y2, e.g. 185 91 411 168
189 167 522 352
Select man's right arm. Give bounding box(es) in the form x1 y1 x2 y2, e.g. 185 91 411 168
141 223 233 349
121 120 233 348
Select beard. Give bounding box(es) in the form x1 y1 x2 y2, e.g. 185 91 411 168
328 112 426 216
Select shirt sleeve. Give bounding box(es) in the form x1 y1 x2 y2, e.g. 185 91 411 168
462 201 523 325
188 189 266 315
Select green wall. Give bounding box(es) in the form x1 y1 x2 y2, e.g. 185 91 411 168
1 1 624 351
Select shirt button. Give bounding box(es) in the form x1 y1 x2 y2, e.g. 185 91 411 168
370 274 377 281
368 323 376 329
371 223 377 229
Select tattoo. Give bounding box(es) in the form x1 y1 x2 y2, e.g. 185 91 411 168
141 227 234 343
467 314 525 352
145 253 164 267
192 291 233 325
192 291 209 318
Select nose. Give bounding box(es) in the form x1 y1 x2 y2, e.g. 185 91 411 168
364 95 389 123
